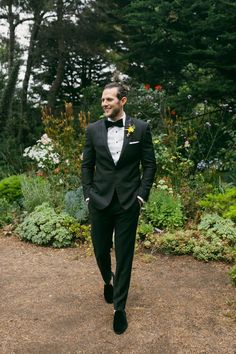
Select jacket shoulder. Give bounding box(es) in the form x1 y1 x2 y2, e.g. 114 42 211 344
86 119 104 130
130 117 149 129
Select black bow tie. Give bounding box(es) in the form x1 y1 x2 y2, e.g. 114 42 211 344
105 119 123 130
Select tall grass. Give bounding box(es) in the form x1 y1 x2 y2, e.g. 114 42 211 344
21 175 53 212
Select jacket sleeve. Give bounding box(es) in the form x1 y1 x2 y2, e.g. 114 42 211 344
81 125 96 200
137 124 157 201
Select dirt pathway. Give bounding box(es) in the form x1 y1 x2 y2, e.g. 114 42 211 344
0 234 236 354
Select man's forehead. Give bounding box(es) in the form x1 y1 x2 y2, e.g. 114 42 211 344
102 87 118 97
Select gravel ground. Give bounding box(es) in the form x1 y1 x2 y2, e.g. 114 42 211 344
0 234 236 354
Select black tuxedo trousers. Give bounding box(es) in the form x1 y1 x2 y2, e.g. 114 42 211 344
89 191 140 310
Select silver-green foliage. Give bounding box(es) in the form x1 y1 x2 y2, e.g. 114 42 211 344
198 213 236 245
16 203 74 248
64 187 88 223
193 213 236 261
139 213 236 262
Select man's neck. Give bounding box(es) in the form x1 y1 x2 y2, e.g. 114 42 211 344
109 111 125 122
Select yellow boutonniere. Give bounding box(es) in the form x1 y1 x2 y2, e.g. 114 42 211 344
126 124 135 137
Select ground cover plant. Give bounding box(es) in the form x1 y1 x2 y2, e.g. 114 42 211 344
16 202 90 248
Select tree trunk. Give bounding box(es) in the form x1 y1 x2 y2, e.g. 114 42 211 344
47 0 65 110
0 59 20 127
20 10 43 119
7 0 15 74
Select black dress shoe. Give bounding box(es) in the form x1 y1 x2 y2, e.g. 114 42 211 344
113 310 128 334
104 283 113 304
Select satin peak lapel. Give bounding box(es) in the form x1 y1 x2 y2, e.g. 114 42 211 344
100 119 115 165
117 116 132 164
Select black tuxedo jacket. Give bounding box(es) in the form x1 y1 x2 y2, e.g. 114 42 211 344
81 115 157 210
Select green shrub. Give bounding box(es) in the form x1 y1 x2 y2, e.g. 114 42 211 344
154 230 197 255
198 213 236 245
64 187 88 223
199 188 236 222
0 175 23 203
21 175 53 212
64 220 91 245
0 198 14 227
137 221 154 246
229 264 236 286
193 213 236 261
143 188 184 229
138 219 236 262
16 202 76 248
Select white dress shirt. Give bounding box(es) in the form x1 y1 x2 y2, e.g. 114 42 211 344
107 114 126 165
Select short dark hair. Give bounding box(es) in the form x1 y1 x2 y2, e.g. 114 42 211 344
104 82 128 100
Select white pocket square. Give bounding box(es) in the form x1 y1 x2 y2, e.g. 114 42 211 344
129 141 140 144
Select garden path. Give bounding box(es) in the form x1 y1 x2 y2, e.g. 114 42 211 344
0 233 236 354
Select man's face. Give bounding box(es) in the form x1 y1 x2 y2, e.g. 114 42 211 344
101 87 127 120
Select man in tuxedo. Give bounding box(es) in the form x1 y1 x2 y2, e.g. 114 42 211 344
82 82 156 334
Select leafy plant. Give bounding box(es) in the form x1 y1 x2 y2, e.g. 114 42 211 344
198 213 236 245
41 103 89 188
0 175 23 203
137 212 236 262
194 213 236 261
0 197 14 227
154 230 196 256
143 188 184 229
64 187 88 223
137 221 154 245
16 202 76 248
199 188 236 222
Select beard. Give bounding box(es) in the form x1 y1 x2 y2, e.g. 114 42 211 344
104 106 122 119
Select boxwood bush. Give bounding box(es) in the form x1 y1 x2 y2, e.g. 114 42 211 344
0 175 23 203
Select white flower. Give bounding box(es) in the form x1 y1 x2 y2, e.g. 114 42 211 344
187 95 192 99
184 140 190 148
40 134 52 145
23 133 60 169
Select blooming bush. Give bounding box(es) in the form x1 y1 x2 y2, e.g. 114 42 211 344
23 133 60 171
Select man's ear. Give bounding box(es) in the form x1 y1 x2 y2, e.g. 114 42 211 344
121 96 127 106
